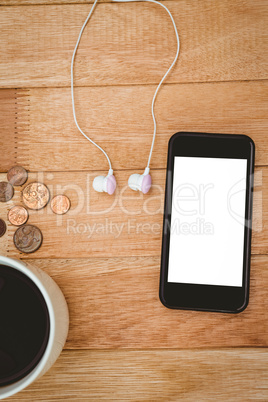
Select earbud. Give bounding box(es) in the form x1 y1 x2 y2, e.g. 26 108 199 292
128 168 152 194
93 169 117 195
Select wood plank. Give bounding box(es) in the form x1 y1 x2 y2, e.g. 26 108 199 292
27 255 268 348
0 254 266 349
6 349 268 401
0 89 17 171
0 81 267 173
0 168 266 259
32 255 268 348
0 1 267 88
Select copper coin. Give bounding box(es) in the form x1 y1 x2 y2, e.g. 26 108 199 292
8 206 29 226
0 219 7 237
0 182 14 202
7 166 28 186
22 182 50 210
13 224 43 254
51 195 71 215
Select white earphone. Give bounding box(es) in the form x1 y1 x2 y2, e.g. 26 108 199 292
71 0 180 195
92 169 117 195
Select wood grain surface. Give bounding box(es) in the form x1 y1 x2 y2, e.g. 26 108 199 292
17 255 268 349
1 0 268 399
0 81 267 172
7 349 268 401
0 168 266 348
0 1 267 88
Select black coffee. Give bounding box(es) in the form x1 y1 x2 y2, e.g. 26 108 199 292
0 264 50 386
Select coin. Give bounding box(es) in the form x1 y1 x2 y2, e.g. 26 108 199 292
7 166 28 186
0 219 7 237
13 224 43 254
51 195 70 215
0 182 14 202
8 206 29 226
22 182 50 210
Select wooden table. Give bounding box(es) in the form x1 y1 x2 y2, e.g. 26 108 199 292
0 0 267 399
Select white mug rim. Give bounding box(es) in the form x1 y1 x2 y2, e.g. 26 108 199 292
0 256 56 399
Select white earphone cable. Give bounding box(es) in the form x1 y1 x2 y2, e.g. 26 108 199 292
71 0 179 172
113 0 180 169
71 0 112 170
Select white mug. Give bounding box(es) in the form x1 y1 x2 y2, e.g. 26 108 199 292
0 256 69 400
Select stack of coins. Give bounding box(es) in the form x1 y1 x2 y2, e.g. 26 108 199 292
0 165 71 254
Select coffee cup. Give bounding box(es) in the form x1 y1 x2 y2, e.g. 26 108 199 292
0 256 69 399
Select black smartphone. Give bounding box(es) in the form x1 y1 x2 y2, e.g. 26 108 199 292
160 132 255 313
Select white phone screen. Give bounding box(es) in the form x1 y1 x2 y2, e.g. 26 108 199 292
167 156 247 287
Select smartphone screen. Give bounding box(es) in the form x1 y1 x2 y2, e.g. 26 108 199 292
167 156 247 287
160 132 254 312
